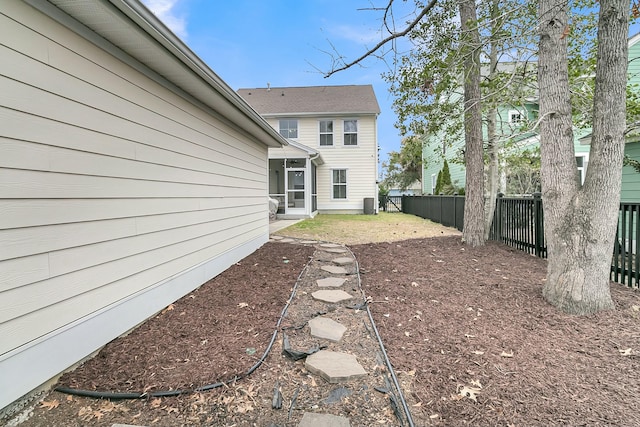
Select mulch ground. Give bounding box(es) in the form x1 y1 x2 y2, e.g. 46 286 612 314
6 236 640 426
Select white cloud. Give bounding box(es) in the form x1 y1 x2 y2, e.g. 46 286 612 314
141 0 188 40
329 24 381 45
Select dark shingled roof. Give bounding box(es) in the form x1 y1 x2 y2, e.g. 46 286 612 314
237 85 380 116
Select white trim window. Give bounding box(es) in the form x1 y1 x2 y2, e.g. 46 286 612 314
508 110 524 123
279 119 298 138
319 120 334 146
431 173 437 194
576 154 589 184
332 169 347 199
344 119 358 146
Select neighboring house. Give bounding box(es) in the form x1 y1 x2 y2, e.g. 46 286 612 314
0 0 287 412
422 65 591 196
238 85 381 217
580 32 640 202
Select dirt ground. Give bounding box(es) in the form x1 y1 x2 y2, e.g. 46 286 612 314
5 221 640 426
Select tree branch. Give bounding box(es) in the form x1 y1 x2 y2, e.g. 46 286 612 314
324 0 438 78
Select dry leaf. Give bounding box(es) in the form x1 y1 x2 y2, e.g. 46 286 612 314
92 411 104 420
413 401 422 407
407 369 416 376
39 400 59 410
470 379 483 388
161 304 175 314
150 398 162 408
78 406 93 417
404 331 411 337
501 351 514 358
620 348 633 356
632 305 640 311
458 385 482 402
238 302 249 308
430 413 439 418
472 350 484 355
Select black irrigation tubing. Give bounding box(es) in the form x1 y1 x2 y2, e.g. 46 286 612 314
55 254 315 401
345 246 416 427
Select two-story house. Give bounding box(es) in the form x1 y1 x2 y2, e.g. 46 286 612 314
238 85 380 218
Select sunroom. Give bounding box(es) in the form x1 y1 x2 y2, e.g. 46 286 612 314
268 140 323 219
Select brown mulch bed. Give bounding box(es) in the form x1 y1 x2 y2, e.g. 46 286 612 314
7 236 640 426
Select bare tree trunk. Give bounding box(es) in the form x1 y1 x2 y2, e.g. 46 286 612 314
539 0 628 314
459 0 485 247
484 2 500 240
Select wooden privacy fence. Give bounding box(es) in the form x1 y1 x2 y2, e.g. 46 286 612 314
401 194 640 288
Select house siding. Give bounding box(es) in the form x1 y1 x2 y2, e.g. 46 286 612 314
266 116 378 213
0 2 271 410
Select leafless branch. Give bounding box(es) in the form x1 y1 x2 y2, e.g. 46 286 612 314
324 0 438 78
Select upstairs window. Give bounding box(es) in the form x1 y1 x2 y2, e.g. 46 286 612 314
279 119 298 138
508 110 524 123
344 120 358 145
319 120 334 146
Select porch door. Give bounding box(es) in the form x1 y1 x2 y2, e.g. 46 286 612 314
286 169 306 214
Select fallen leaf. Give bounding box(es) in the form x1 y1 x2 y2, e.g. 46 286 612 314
413 402 422 407
150 398 162 409
620 348 633 356
407 369 416 376
238 302 249 308
500 351 514 358
472 350 485 355
39 400 59 411
161 304 175 314
404 331 411 337
458 385 482 402
430 413 439 419
78 406 93 417
92 411 104 420
470 379 483 388
632 305 640 311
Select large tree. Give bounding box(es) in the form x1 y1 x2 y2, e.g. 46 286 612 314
459 0 485 246
538 0 629 314
382 135 423 191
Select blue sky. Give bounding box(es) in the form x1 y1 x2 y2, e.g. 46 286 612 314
140 0 416 168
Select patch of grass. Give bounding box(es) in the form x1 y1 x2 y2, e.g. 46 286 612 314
275 212 460 245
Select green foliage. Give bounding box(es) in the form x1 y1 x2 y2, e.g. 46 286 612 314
623 154 640 173
504 148 541 195
381 135 423 190
435 170 443 194
434 160 460 194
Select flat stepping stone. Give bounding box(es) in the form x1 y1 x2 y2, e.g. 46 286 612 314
323 248 348 254
331 257 354 266
317 277 346 288
321 265 348 274
305 350 366 384
279 238 295 243
311 290 353 303
301 240 318 244
298 412 350 427
270 235 284 240
309 317 347 342
320 243 343 248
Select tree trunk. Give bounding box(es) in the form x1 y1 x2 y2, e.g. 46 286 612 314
459 0 485 247
539 0 628 314
484 4 500 240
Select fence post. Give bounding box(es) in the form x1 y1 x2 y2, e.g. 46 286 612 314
533 192 543 257
495 193 503 242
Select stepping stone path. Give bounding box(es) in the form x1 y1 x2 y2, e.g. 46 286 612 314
305 350 367 383
265 235 408 426
331 257 354 266
321 265 348 274
316 277 346 288
309 316 347 342
299 412 351 427
312 289 353 303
